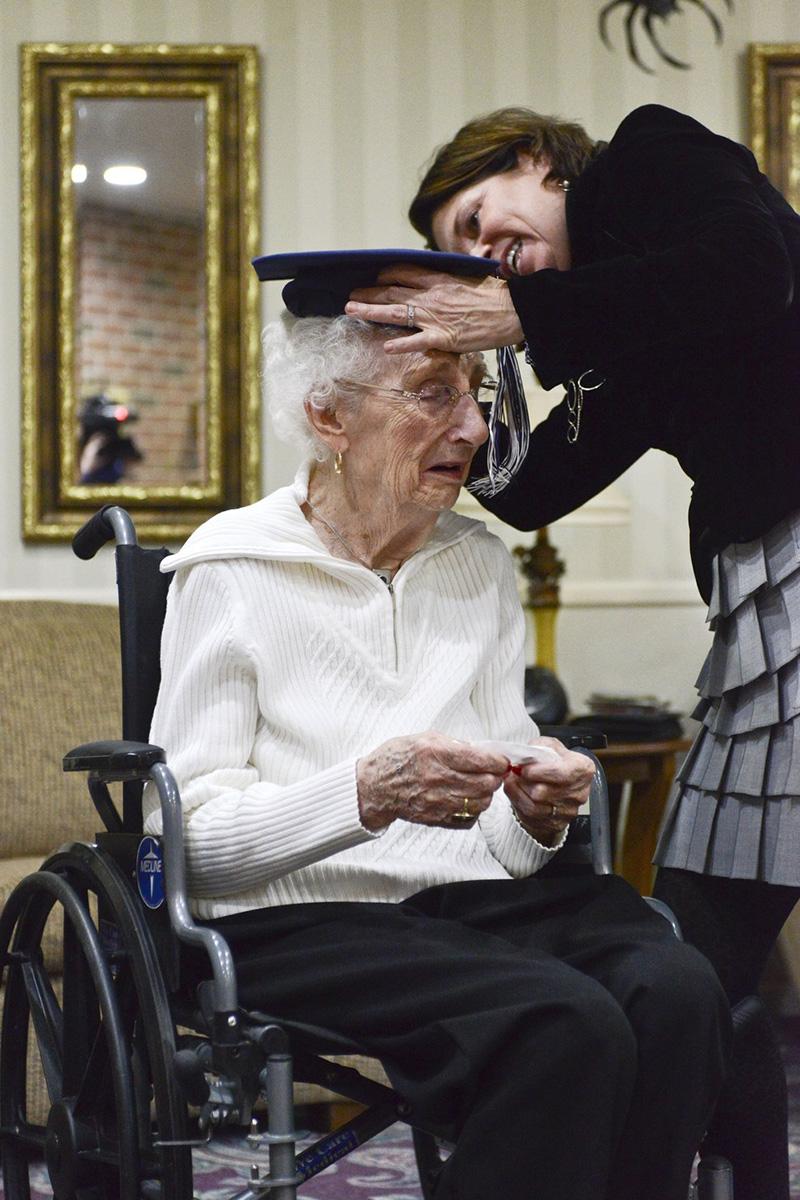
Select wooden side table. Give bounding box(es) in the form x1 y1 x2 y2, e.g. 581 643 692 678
596 737 694 895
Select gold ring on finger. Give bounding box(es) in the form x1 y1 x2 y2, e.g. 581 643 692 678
551 804 559 818
452 798 473 822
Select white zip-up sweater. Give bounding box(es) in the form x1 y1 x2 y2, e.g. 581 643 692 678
144 468 561 918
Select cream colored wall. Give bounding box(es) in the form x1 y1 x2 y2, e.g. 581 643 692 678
3 0 800 717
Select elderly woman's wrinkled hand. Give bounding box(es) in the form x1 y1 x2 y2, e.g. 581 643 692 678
357 732 510 832
503 738 595 846
344 266 523 356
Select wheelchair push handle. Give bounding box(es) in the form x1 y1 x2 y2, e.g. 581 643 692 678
72 504 138 559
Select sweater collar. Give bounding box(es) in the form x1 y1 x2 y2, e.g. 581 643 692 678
162 463 480 574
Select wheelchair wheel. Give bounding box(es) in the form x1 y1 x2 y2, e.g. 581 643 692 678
0 843 193 1199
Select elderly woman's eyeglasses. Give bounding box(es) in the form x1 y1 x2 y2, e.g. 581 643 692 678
341 378 498 419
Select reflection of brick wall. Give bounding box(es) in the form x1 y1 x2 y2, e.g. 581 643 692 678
75 203 206 487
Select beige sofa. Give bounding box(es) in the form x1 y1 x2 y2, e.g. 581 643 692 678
0 597 385 1128
0 600 122 1122
0 599 122 871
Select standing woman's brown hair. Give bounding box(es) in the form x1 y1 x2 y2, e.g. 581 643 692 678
409 106 603 248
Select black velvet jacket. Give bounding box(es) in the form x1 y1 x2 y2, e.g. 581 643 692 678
477 104 800 603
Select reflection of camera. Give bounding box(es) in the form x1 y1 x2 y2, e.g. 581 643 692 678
79 394 139 443
79 394 143 483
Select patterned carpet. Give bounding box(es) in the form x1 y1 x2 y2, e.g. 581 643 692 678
190 1034 800 1200
191 1125 424 1199
3 1018 800 1198
0 1123 424 1199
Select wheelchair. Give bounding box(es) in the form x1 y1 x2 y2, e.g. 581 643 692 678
0 504 734 1200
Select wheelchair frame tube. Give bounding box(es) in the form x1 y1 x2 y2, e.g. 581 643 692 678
148 761 238 1015
576 748 613 875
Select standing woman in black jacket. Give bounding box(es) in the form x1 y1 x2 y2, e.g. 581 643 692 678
345 103 800 1200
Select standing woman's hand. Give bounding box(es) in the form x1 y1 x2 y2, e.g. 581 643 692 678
345 266 523 355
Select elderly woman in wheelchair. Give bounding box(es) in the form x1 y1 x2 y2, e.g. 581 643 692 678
0 251 729 1200
135 251 729 1200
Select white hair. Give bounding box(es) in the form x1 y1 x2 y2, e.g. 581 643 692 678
261 313 409 463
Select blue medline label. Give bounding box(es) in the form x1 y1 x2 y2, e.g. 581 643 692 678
136 835 165 909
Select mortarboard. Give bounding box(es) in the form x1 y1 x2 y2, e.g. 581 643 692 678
251 248 529 497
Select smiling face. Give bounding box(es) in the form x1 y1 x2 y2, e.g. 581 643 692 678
336 349 490 523
431 154 571 276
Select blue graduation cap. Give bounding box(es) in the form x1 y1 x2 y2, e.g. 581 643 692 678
251 248 530 497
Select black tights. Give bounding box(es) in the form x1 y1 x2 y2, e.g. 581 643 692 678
653 867 800 1200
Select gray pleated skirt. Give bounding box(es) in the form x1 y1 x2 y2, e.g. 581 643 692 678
655 508 800 884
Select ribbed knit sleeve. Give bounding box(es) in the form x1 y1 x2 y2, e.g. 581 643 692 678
143 562 378 898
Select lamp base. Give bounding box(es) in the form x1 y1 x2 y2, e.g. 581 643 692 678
524 666 569 726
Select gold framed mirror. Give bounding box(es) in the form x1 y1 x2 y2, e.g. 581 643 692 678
750 43 800 210
20 43 261 542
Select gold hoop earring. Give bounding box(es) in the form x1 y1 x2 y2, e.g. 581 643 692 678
334 451 343 475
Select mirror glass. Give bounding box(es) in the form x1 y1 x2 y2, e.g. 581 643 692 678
73 97 207 489
21 44 261 542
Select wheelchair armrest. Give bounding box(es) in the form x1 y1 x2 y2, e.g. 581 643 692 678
63 739 167 842
538 725 608 751
63 739 166 778
62 739 240 1035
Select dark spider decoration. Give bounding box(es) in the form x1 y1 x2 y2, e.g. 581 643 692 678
599 0 733 73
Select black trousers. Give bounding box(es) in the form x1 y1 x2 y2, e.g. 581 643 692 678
209 870 730 1200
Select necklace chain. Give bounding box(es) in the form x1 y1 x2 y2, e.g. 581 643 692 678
305 498 379 573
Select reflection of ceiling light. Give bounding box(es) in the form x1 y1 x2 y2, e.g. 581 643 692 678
71 164 88 183
103 165 147 186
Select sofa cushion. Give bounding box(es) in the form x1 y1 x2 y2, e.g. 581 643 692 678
0 601 122 859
